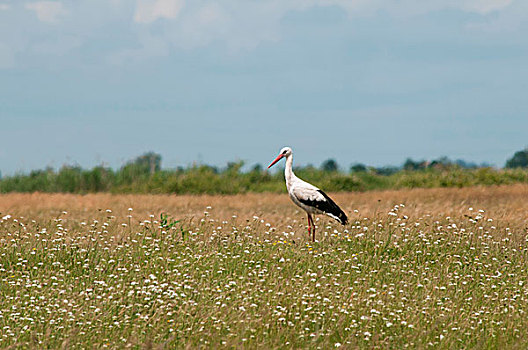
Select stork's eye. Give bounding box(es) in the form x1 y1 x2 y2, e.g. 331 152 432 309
282 150 287 154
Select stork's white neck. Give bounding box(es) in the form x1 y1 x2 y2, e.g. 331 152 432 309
284 154 295 188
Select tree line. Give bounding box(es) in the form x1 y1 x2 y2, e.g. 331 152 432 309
1 149 528 194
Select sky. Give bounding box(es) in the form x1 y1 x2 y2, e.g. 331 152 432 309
1 0 528 175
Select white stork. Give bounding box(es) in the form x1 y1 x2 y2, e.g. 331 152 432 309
268 147 348 242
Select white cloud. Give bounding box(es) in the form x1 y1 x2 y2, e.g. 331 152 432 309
1 0 526 71
466 0 528 32
134 0 184 23
131 0 523 53
460 0 513 14
316 0 514 17
25 1 68 23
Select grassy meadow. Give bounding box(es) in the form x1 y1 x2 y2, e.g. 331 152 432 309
1 186 528 348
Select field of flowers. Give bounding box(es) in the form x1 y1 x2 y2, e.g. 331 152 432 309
1 186 527 348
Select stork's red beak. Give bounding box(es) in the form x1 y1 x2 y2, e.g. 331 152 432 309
268 154 284 168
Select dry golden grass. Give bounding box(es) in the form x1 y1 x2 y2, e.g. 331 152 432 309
2 184 527 234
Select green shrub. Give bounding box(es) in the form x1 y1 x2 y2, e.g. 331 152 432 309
4 154 528 194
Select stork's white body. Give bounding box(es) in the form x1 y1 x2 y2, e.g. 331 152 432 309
268 147 348 241
284 155 336 218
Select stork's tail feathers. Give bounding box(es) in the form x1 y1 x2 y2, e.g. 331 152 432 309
335 209 348 225
317 190 348 225
330 206 348 225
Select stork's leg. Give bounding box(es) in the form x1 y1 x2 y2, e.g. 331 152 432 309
308 214 315 242
306 213 312 238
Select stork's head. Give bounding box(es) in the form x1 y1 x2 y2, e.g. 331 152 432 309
268 147 292 168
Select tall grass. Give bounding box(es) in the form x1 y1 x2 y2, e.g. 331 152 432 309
0 190 527 348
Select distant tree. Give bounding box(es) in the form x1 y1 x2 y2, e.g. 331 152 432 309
194 164 218 174
429 156 453 170
375 166 400 176
82 166 114 192
56 165 82 192
321 159 338 172
505 148 528 168
134 152 162 175
404 158 430 171
251 164 263 172
119 152 162 183
403 158 420 171
454 159 478 169
225 161 244 174
350 163 367 173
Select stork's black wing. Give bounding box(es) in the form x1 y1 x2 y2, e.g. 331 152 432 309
298 189 348 225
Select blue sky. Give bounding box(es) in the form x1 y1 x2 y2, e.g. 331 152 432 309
1 0 528 175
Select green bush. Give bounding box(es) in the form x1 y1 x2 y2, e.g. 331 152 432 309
4 153 528 194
